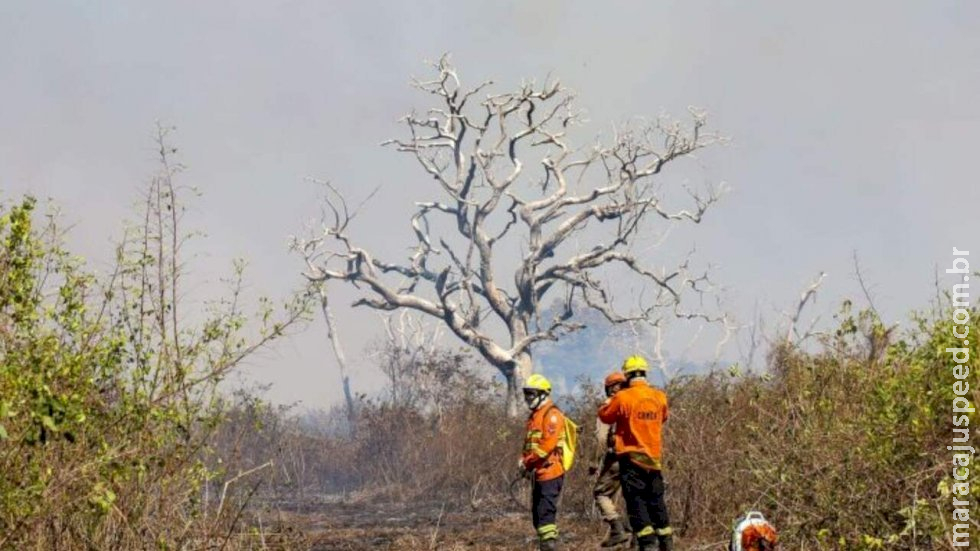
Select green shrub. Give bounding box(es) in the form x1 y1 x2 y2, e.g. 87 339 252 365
0 144 305 550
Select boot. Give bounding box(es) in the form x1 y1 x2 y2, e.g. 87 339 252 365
638 536 658 551
539 538 558 551
657 535 673 551
600 518 631 548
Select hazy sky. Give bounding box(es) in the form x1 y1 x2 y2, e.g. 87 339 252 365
3 1 978 407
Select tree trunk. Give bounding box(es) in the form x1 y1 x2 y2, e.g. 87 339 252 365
318 285 356 432
341 374 354 424
505 352 533 418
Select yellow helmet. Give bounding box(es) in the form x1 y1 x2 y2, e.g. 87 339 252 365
523 374 552 393
622 355 649 374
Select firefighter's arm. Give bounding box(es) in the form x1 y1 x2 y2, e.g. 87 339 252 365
595 418 611 457
597 395 619 424
521 448 543 469
521 434 543 469
521 415 556 469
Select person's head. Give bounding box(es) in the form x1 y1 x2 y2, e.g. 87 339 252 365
603 371 627 397
522 374 552 410
621 355 649 381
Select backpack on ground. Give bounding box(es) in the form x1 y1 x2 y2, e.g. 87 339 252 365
730 511 778 551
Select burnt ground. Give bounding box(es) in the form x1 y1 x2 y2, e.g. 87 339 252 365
256 499 725 550
299 502 610 550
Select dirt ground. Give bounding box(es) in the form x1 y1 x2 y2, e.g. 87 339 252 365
264 500 723 551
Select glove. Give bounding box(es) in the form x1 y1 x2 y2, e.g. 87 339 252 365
517 458 528 477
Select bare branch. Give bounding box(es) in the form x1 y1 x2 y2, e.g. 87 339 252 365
852 251 880 318
785 272 828 345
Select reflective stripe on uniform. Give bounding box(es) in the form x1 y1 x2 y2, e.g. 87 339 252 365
655 526 673 536
628 451 662 471
636 526 655 537
529 444 549 458
537 523 559 541
524 431 544 452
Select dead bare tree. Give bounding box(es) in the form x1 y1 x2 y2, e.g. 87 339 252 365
294 57 727 415
784 271 827 345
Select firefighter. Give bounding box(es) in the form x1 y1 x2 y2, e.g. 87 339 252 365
592 372 631 548
597 356 673 551
519 374 568 551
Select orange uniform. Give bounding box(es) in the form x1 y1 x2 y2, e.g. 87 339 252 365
522 400 567 482
597 379 668 469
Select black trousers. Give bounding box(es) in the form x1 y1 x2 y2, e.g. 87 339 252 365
532 475 564 539
618 457 670 541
